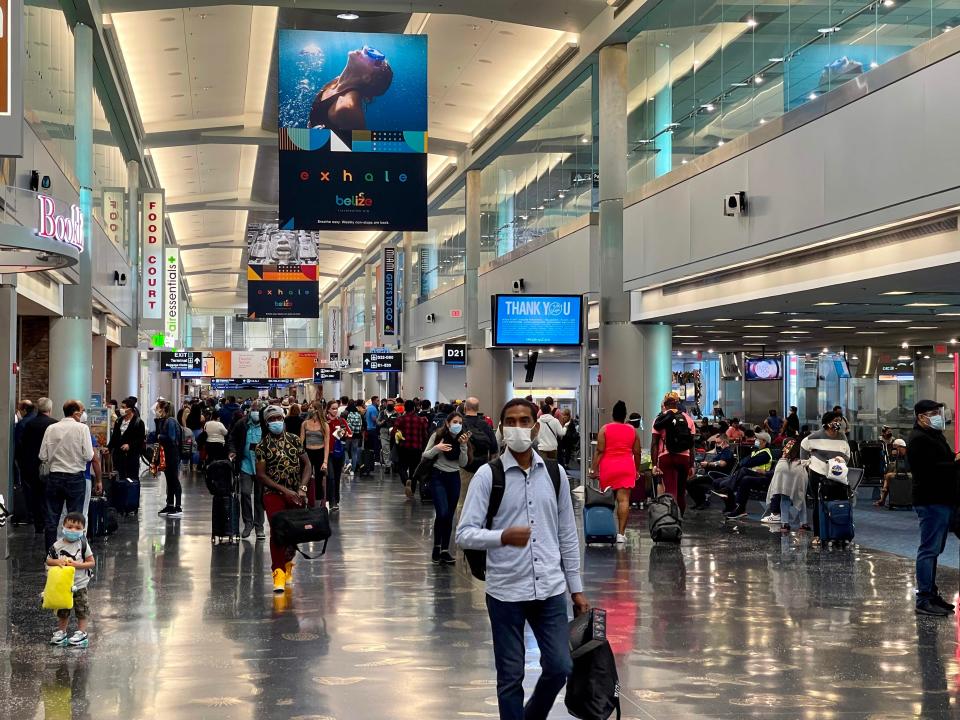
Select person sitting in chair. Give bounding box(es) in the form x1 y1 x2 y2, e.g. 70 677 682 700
688 436 736 510
716 432 774 517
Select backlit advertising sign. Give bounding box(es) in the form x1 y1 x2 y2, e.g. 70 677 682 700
0 0 23 156
247 264 319 319
491 295 583 347
278 30 428 231
102 188 125 248
163 249 179 347
141 190 164 320
35 195 83 251
382 246 396 336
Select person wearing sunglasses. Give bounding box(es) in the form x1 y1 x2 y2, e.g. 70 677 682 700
309 45 394 133
907 400 960 616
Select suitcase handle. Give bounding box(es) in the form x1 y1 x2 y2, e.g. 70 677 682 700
294 539 329 560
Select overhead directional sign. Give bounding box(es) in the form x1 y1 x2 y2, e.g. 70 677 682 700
160 351 202 372
314 368 342 383
363 351 403 373
443 343 467 367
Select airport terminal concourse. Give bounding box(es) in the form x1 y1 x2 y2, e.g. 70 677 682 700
2 1 960 718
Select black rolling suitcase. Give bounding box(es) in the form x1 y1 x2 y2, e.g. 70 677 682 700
887 472 913 508
358 448 377 476
858 441 887 482
210 465 240 545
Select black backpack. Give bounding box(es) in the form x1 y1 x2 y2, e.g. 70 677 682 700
660 412 694 454
464 458 562 581
565 638 621 720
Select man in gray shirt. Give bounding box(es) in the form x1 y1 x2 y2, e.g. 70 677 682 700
457 398 589 720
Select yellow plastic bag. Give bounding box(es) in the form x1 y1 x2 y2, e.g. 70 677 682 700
42 566 75 611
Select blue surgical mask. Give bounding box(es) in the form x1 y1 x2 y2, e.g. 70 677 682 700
249 411 260 422
268 421 285 435
63 529 83 543
929 414 946 431
449 423 463 435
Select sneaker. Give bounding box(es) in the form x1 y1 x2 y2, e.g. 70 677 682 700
710 489 729 500
49 630 68 646
432 546 441 564
615 534 626 544
157 505 174 516
330 504 339 512
439 551 456 566
255 531 266 541
67 631 88 648
917 599 951 616
272 568 286 593
167 507 183 518
284 561 295 587
241 525 253 539
760 514 781 524
725 508 748 519
933 596 956 612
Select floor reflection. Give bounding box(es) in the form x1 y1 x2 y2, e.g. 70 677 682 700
0 471 958 719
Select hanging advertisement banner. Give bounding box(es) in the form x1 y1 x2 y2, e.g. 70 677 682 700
419 246 430 298
382 246 396 336
0 0 23 156
163 248 179 347
327 307 342 358
141 190 164 320
102 188 125 248
277 30 428 232
247 264 319 319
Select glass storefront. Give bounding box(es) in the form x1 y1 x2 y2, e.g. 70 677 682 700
626 0 958 192
479 71 596 263
417 186 465 300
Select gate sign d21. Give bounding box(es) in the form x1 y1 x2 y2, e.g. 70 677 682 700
362 351 403 373
443 343 466 367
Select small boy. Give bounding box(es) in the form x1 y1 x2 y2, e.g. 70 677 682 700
45 512 95 648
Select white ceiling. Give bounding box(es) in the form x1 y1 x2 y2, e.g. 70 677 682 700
111 5 585 312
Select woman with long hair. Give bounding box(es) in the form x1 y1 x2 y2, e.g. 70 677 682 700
309 46 394 133
155 400 183 517
421 412 471 565
299 403 329 508
765 437 809 532
590 400 642 544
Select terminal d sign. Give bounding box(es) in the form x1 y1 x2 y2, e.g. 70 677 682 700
363 351 403 373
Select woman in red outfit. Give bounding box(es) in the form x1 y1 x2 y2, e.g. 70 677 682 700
590 400 642 543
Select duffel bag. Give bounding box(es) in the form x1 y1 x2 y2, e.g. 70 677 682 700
271 506 332 557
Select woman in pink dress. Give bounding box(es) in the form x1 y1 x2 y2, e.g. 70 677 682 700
589 400 642 543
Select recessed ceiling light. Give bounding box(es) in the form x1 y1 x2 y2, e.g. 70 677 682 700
938 313 960 316
901 342 909 348
882 291 913 295
744 324 773 328
924 355 931 359
711 339 735 343
780 330 809 334
824 326 854 329
792 319 820 323
906 302 949 307
768 57 784 63
818 26 841 33
757 311 780 315
674 335 698 339
876 319 909 323
337 11 360 20
951 338 958 344
814 302 838 306
857 331 886 334
822 347 829 353
743 335 768 338
713 318 732 321
746 18 758 27
908 326 937 330
754 75 763 84
675 324 691 328
808 92 818 101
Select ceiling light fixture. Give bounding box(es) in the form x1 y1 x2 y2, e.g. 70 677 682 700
882 291 913 295
757 311 780 315
814 302 838 306
824 326 855 329
337 11 360 20
768 57 784 63
808 92 818 101
908 326 937 330
746 18 758 27
876 319 909 323
906 302 949 307
901 341 909 349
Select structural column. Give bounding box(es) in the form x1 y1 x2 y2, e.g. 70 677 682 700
120 160 140 350
400 231 424 398
362 263 378 398
421 361 439 405
91 333 107 402
0 284 17 561
50 23 93 414
464 169 512 415
596 43 655 426
111 347 139 403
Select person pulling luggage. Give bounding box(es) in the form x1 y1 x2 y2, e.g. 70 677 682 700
255 405 312 593
800 411 851 544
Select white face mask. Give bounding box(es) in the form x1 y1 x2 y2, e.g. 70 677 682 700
78 411 88 424
503 426 534 453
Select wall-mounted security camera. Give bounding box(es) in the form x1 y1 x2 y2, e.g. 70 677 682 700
113 271 127 286
512 278 525 294
29 170 39 192
723 191 747 217
425 312 437 324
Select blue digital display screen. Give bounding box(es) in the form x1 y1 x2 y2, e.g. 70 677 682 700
492 295 583 347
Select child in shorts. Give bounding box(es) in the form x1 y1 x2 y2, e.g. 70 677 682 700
46 512 95 648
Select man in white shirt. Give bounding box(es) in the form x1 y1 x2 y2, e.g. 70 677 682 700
535 402 566 460
40 400 94 549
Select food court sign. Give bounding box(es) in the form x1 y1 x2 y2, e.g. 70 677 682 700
141 190 164 320
35 194 83 251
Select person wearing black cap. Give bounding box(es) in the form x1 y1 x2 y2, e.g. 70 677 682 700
800 411 851 542
907 399 959 616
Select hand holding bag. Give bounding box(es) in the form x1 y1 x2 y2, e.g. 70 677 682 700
42 566 76 610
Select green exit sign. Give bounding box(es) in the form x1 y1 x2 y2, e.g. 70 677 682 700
150 334 165 348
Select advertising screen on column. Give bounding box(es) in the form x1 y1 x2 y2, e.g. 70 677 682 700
247 265 320 319
278 30 428 232
492 295 583 347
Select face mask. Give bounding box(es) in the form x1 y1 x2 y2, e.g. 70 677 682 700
63 529 83 543
78 411 87 424
754 440 761 448
249 411 260 422
449 423 463 435
268 421 285 435
929 414 946 431
503 427 534 453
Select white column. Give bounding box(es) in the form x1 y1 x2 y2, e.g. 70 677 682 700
91 334 107 402
111 347 139 402
422 361 439 405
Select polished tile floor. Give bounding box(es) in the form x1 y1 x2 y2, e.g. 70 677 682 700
1 469 958 719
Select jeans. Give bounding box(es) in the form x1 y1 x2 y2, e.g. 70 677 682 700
239 471 265 534
486 592 573 720
778 495 807 528
915 504 953 603
733 471 772 511
346 438 361 469
22 467 45 533
44 471 85 549
430 469 461 551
